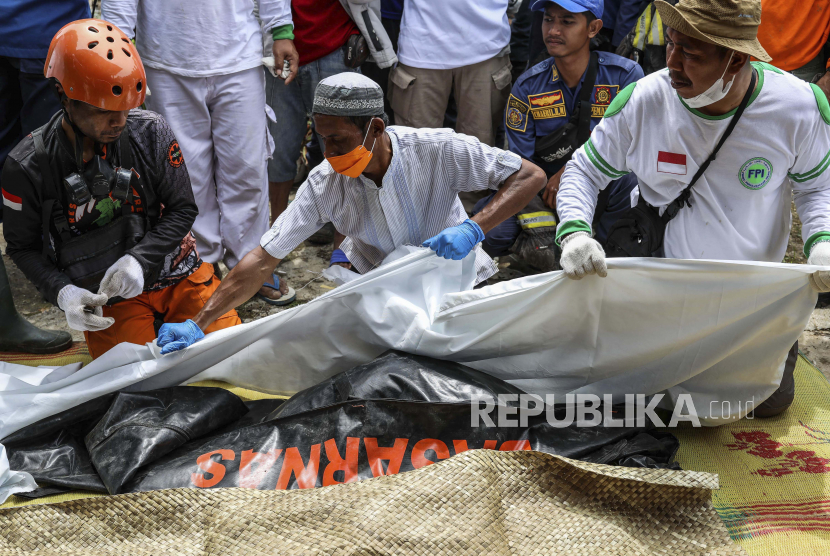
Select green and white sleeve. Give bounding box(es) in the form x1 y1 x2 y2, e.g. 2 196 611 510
555 83 635 244
790 84 830 258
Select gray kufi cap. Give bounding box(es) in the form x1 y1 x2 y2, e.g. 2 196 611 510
313 72 384 117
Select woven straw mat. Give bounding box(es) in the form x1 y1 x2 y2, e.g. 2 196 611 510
0 342 91 368
673 355 830 555
0 449 743 556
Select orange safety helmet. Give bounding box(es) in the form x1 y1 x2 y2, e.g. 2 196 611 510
45 19 145 112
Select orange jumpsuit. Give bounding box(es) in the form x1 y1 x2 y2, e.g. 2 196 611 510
84 262 240 359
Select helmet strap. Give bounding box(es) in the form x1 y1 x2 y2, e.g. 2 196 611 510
62 106 102 170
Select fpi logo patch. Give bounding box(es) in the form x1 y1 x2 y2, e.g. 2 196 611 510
740 157 773 190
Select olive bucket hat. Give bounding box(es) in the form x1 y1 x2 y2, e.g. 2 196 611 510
654 0 771 62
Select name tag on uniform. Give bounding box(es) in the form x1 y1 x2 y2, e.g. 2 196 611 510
529 91 566 120
657 151 687 175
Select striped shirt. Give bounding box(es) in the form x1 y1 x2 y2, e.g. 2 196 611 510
260 126 523 283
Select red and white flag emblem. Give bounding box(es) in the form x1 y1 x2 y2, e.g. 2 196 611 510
657 151 687 175
2 189 21 211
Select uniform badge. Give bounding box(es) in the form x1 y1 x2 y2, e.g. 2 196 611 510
528 91 563 108
168 140 184 168
591 85 619 117
551 64 560 82
528 91 566 119
594 86 612 104
506 95 530 132
740 157 773 190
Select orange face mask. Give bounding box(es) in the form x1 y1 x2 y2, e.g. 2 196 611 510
326 121 376 178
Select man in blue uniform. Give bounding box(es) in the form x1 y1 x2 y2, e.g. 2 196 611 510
475 0 644 258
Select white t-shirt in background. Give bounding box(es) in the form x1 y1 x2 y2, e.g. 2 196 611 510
397 0 511 69
102 0 291 77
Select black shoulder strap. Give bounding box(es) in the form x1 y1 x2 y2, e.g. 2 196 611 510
592 184 613 230
576 52 599 146
32 127 71 259
114 125 157 220
31 129 54 196
662 68 757 222
118 126 134 172
578 52 600 105
112 129 135 203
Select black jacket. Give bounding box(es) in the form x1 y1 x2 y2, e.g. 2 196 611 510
1 109 199 306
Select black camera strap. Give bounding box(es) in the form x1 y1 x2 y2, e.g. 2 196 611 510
114 128 155 219
576 51 599 147
112 130 134 203
32 127 72 260
661 67 757 223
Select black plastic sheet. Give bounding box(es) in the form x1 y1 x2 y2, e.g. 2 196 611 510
6 429 106 494
5 351 679 496
85 387 248 494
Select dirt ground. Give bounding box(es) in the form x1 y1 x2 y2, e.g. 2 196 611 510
2 199 829 378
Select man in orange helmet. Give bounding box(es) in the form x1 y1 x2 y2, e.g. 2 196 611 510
0 19 241 359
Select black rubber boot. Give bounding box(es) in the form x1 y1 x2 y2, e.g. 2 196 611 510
0 255 72 354
751 341 798 418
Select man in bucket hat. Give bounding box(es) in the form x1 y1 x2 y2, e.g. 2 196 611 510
554 0 830 417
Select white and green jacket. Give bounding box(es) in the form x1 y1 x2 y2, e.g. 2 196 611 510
556 62 830 262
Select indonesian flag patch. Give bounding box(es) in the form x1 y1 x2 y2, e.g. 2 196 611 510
2 189 21 211
657 151 687 175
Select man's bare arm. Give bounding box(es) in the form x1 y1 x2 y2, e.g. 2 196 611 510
470 159 547 234
192 246 281 329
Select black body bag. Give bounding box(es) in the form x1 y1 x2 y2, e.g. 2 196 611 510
33 126 154 293
603 69 756 258
532 52 598 169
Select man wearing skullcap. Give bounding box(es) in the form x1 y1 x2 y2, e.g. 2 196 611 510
155 73 548 354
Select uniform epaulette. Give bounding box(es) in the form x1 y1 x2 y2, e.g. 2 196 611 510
596 52 639 73
515 58 555 87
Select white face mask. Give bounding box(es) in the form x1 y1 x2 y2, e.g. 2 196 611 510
683 51 736 109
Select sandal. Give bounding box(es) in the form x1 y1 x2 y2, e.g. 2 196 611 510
254 273 296 306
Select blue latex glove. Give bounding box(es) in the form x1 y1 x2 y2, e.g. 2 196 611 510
422 219 485 260
157 319 205 355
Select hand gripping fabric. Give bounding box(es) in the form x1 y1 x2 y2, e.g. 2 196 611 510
561 231 607 279
98 254 145 300
57 285 113 332
808 241 830 292
422 219 485 260
157 319 205 355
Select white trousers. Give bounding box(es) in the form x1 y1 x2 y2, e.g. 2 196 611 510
144 66 270 268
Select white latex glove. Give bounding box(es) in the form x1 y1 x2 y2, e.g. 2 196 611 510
808 241 830 292
98 254 145 300
560 231 607 280
57 285 113 332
